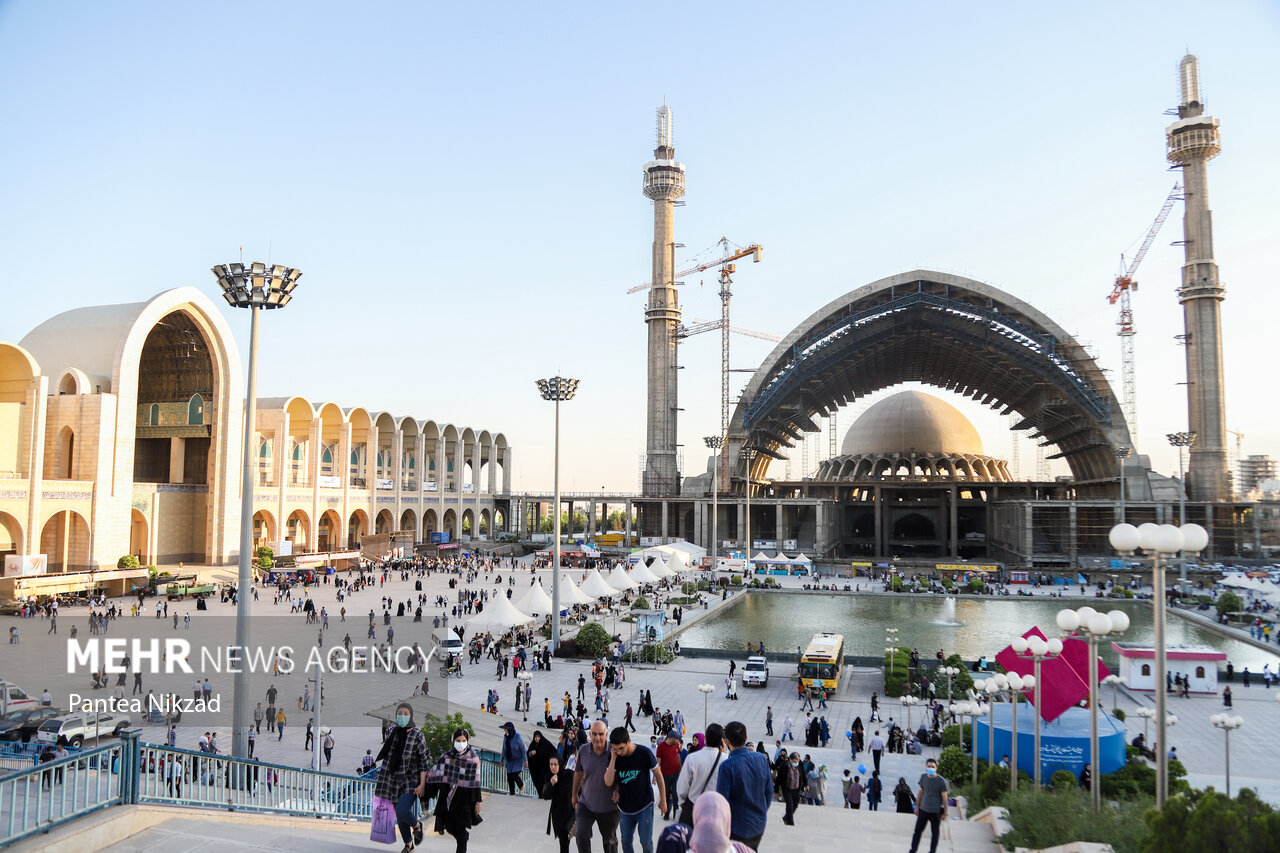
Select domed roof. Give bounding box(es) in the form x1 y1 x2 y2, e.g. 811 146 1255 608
841 391 984 457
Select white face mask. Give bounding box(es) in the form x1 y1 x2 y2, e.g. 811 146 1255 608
454 740 469 753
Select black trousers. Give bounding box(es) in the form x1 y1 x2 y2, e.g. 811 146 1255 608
575 804 619 853
782 788 800 825
909 809 942 853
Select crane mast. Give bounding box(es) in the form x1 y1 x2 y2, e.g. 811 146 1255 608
1108 183 1183 448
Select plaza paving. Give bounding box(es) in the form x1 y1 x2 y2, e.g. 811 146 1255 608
3 557 1278 812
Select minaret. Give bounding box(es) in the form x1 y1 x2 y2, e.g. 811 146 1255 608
1166 55 1230 501
642 105 686 497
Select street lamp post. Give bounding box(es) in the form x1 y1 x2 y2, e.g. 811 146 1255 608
704 436 725 581
517 670 533 722
211 261 300 761
1112 446 1133 524
1010 635 1064 788
742 447 758 579
1209 713 1243 796
1109 520 1207 806
697 683 715 732
885 628 899 678
967 701 988 783
938 665 959 701
1166 432 1197 596
1056 606 1129 809
537 376 580 653
900 695 919 730
1102 674 1123 714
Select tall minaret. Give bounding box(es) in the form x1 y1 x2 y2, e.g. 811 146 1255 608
1166 54 1230 501
642 105 686 497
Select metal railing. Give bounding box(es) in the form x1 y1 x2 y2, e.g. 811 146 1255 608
0 734 531 849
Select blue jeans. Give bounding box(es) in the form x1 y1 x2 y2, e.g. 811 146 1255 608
395 791 420 846
618 804 654 853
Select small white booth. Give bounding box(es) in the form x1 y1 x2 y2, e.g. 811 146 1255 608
1111 642 1226 694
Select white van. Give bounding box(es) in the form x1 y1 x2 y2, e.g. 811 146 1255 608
742 656 769 687
432 629 464 662
0 681 37 714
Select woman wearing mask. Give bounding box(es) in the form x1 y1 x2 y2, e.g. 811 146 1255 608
427 728 483 853
541 754 575 853
374 702 430 852
893 776 915 813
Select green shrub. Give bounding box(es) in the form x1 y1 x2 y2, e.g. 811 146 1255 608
256 545 274 569
420 711 475 757
630 596 650 610
633 644 674 664
967 576 986 593
941 577 955 590
1050 769 1078 791
998 787 1153 853
730 574 743 586
1142 787 1280 853
573 622 611 659
937 745 969 785
884 646 912 696
1216 591 1243 616
117 555 140 570
937 654 974 698
1113 707 1126 722
890 575 904 592
941 723 971 749
696 580 710 592
1100 762 1156 799
681 581 697 595
980 764 1009 803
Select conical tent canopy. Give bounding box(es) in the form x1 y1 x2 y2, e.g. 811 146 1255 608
751 552 771 564
557 574 595 605
791 553 812 564
578 569 619 599
465 594 534 635
629 560 661 585
606 564 639 591
515 582 554 614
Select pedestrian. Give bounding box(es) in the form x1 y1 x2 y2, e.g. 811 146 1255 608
778 751 802 825
780 713 793 742
655 731 683 820
323 730 335 766
542 754 576 853
869 730 884 774
247 726 256 758
606 727 665 853
867 770 882 811
674 723 725 826
765 706 773 737
374 701 428 851
846 774 864 809
1223 685 1233 707
893 776 915 813
527 731 556 793
572 720 620 853
908 758 948 853
276 708 287 741
677 793 754 853
500 721 528 795
253 703 265 733
714 722 771 850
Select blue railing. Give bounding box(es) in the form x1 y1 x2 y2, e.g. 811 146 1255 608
0 733 533 849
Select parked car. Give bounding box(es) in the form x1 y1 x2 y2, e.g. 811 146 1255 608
36 712 129 747
0 706 63 742
742 656 769 687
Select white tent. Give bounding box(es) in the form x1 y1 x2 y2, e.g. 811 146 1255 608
578 569 619 599
465 595 534 635
606 564 639 591
629 560 661 585
1219 575 1280 605
556 574 595 606
751 551 772 564
515 582 554 614
789 553 813 565
660 539 707 565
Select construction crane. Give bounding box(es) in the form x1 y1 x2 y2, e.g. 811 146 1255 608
1108 183 1183 448
625 239 763 294
1227 428 1244 496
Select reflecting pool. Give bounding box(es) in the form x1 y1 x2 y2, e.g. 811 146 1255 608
678 592 1280 671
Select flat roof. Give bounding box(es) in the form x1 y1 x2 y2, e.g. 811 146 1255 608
1111 642 1226 661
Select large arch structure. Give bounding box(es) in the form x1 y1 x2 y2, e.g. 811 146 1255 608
731 271 1135 491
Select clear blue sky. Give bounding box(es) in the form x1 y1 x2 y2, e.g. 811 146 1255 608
2 2 1277 492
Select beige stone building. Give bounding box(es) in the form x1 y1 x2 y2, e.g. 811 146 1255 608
0 287 510 594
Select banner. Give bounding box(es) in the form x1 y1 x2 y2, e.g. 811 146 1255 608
317 475 341 489
4 554 48 577
375 479 394 490
424 481 438 492
275 540 293 557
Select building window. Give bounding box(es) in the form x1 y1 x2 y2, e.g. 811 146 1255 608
149 404 159 426
1195 666 1205 678
1141 664 1151 677
188 394 204 426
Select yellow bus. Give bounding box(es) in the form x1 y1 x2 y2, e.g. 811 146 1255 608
799 632 845 694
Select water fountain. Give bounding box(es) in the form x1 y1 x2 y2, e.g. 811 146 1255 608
936 596 962 626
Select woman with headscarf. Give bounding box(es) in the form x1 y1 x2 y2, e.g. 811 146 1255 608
893 776 915 813
526 731 556 794
688 732 705 753
426 727 484 853
541 753 575 853
852 716 865 754
771 748 789 802
655 792 753 853
373 701 430 852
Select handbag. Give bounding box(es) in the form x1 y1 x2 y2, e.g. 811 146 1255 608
677 751 722 826
370 795 397 844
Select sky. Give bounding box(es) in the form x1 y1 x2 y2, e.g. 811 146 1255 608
1 2 1277 494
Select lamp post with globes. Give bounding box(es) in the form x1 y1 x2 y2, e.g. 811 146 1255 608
937 665 960 701
886 628 900 678
1108 520 1208 806
968 701 988 783
900 695 920 730
704 436 725 581
1004 673 1034 792
1010 634 1064 787
1209 713 1243 796
536 376 580 653
1056 606 1129 809
698 683 716 732
979 677 1009 780
1102 674 1124 714
211 261 300 761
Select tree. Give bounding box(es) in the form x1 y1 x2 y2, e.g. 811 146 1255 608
631 596 650 610
1142 787 1280 853
117 555 140 570
420 711 475 757
539 517 554 534
937 745 969 785
574 622 611 659
1216 591 1243 618
255 546 274 569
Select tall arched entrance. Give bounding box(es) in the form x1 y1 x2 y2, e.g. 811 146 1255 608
348 510 368 549
253 510 277 552
129 509 150 565
423 509 438 539
317 510 341 552
442 509 457 542
39 510 91 573
375 510 394 536
0 511 24 562
285 509 311 553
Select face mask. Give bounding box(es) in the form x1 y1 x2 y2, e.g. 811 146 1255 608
454 740 469 753
396 714 411 728
927 767 937 777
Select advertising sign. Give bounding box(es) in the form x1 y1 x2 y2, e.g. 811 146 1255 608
462 483 475 494
3 554 48 577
317 475 341 489
782 539 798 550
275 539 293 557
375 479 394 490
424 481 438 492
430 531 451 545
752 540 777 551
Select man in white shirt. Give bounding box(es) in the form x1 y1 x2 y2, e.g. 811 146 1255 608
869 730 885 774
675 723 726 823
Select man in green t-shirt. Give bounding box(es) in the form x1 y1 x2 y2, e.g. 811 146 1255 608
909 757 949 853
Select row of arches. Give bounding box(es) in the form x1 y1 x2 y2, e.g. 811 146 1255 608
816 453 1013 482
0 509 94 573
249 505 505 552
